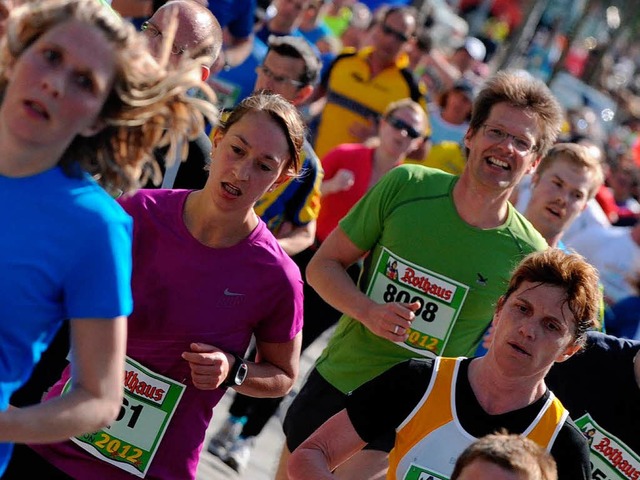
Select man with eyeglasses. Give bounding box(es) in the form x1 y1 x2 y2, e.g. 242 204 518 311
140 2 221 74
310 5 429 159
276 70 563 479
209 0 317 112
111 0 256 71
205 34 324 473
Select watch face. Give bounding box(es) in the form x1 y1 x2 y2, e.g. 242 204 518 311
235 362 248 385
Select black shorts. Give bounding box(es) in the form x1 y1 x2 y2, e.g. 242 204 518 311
282 368 395 453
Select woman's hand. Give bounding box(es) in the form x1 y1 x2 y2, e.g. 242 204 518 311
181 343 233 390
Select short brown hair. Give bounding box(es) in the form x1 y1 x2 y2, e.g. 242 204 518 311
219 92 306 175
451 431 557 480
502 248 601 347
469 71 564 157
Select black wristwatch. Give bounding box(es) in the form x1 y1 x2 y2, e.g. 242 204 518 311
221 353 248 388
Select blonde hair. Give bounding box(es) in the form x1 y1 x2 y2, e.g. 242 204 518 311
1 0 218 194
383 97 426 125
535 142 605 199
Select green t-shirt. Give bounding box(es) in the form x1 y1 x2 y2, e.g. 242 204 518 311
315 164 548 393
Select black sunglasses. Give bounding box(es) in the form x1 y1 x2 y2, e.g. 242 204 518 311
385 115 421 139
381 23 410 43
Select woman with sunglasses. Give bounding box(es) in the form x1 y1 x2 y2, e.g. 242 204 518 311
315 98 427 244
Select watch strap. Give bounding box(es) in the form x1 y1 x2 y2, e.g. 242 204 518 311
221 353 245 388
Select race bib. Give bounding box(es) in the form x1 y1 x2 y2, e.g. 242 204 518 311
63 356 186 478
403 463 448 480
366 248 469 356
575 413 640 480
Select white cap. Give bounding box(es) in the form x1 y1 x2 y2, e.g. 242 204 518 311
462 37 486 62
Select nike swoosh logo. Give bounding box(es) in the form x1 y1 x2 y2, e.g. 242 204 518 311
224 288 244 296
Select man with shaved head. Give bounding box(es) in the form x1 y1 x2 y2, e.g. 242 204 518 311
141 0 222 189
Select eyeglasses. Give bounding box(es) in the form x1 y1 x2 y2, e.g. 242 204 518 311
255 65 304 88
385 115 421 139
481 124 537 154
141 21 186 56
380 23 410 43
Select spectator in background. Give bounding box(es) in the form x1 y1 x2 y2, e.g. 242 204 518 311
311 5 428 159
256 0 312 44
420 35 486 101
607 159 640 226
568 221 640 307
451 432 558 480
407 79 474 175
337 2 372 50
